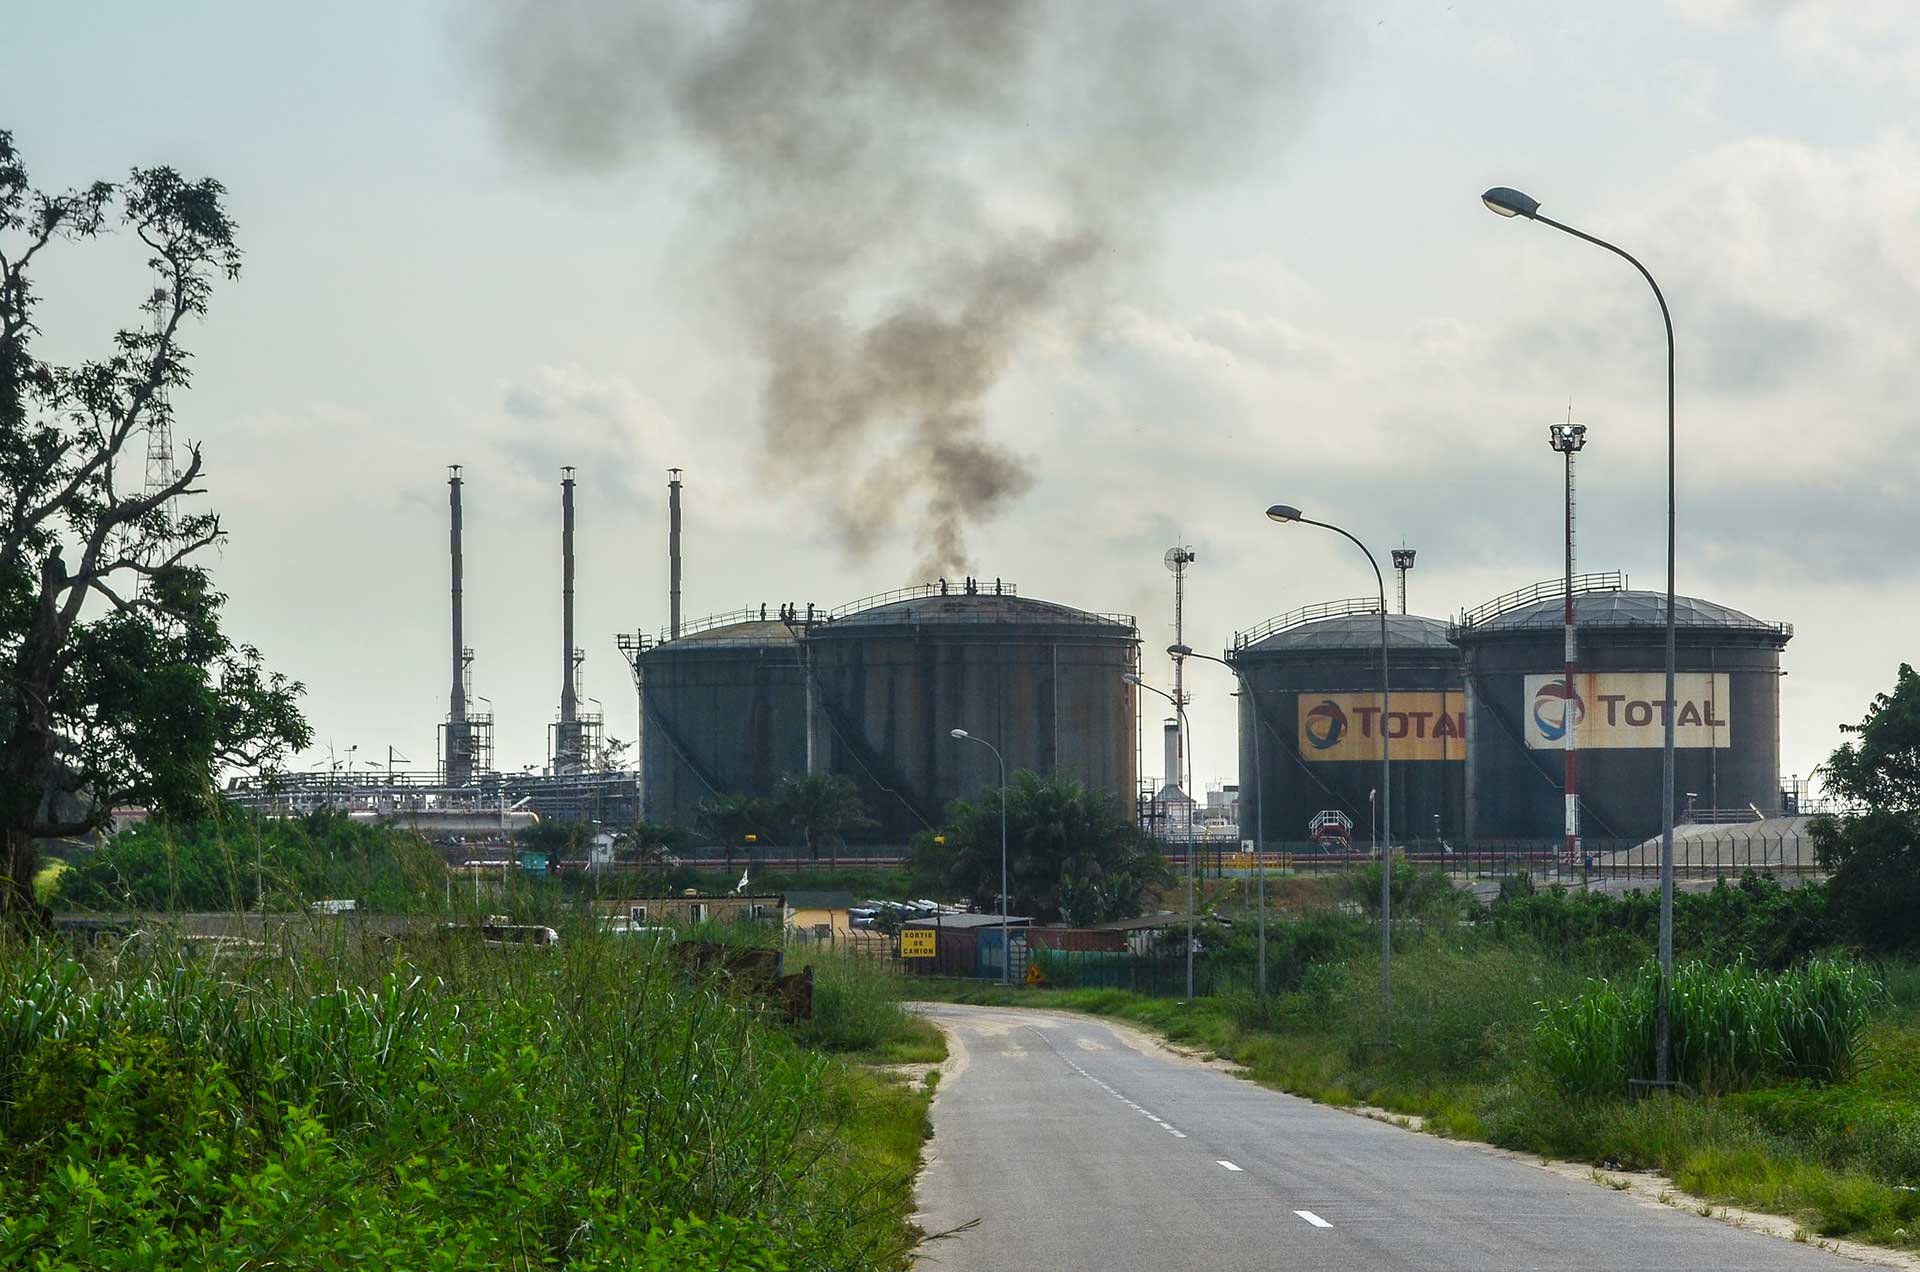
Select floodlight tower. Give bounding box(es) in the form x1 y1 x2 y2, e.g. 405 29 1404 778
1390 545 1416 615
1549 417 1589 868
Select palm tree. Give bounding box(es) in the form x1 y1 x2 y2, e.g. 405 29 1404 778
692 792 768 875
774 773 874 869
918 771 1170 924
618 819 686 889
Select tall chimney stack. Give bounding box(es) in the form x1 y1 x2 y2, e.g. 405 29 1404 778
560 467 577 726
445 465 474 786
1163 718 1180 792
668 468 683 640
450 466 466 725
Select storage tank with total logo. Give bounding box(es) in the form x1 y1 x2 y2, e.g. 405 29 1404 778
1225 598 1467 851
1448 575 1792 845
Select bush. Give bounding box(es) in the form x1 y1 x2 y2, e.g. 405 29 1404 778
1535 958 1881 1097
54 809 444 913
0 924 925 1269
796 948 942 1060
1489 873 1835 971
1342 856 1472 921
1817 811 1920 954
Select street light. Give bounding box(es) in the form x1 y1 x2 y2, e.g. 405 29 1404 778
1266 503 1395 1046
1482 184 1680 1088
949 728 1010 986
1169 642 1268 998
1126 672 1196 1001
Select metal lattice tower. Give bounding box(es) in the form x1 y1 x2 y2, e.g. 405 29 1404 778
141 287 178 509
1549 409 1590 867
123 287 177 591
1391 544 1416 615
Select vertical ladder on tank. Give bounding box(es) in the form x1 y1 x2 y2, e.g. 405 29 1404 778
1131 638 1146 829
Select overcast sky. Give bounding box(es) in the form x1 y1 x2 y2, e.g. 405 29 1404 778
7 1 1915 798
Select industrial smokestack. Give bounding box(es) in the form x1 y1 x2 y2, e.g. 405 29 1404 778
450 466 466 724
668 468 682 641
1163 718 1180 794
560 466 577 726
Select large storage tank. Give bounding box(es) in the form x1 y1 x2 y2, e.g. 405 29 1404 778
1227 600 1466 849
803 581 1140 842
1451 576 1792 844
636 608 809 827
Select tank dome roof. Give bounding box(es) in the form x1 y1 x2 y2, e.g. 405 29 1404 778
811 583 1133 637
1453 589 1790 642
1234 611 1456 656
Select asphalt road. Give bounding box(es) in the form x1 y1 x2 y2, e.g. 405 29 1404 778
912 1003 1870 1272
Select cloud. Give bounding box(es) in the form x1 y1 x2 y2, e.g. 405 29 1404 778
1661 57 1718 124
1467 29 1529 72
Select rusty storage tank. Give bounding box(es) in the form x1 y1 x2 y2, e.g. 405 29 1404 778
636 607 810 828
1227 599 1466 850
802 580 1140 842
1450 574 1792 844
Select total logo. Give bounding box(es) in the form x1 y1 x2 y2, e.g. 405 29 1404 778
1531 680 1586 742
1303 699 1348 750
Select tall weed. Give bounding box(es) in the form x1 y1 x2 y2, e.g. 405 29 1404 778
1536 958 1880 1097
0 922 925 1270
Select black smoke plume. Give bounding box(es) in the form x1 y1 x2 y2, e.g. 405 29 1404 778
458 1 1323 579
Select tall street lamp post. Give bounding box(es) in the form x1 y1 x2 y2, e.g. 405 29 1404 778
1125 673 1196 1001
1482 185 1679 1087
949 728 1010 986
1266 504 1394 1046
1168 642 1268 998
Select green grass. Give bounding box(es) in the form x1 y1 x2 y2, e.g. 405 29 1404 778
797 948 950 1064
30 859 65 904
915 939 1920 1253
0 917 936 1269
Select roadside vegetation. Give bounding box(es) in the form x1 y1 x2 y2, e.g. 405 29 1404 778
909 771 1172 924
48 812 930 916
0 916 938 1269
53 810 445 913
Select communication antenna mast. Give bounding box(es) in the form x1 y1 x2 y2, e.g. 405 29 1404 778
1390 544 1416 615
134 286 177 591
1163 545 1195 793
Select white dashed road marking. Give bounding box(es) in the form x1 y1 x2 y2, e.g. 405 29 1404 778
1060 1050 1187 1140
1295 1210 1332 1229
1217 1160 1242 1172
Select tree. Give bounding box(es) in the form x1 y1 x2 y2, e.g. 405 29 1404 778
1811 664 1920 951
915 770 1171 925
0 131 307 917
692 792 771 875
511 819 591 875
618 818 687 887
773 772 873 868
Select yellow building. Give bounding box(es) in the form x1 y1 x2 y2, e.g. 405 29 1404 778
784 890 856 942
